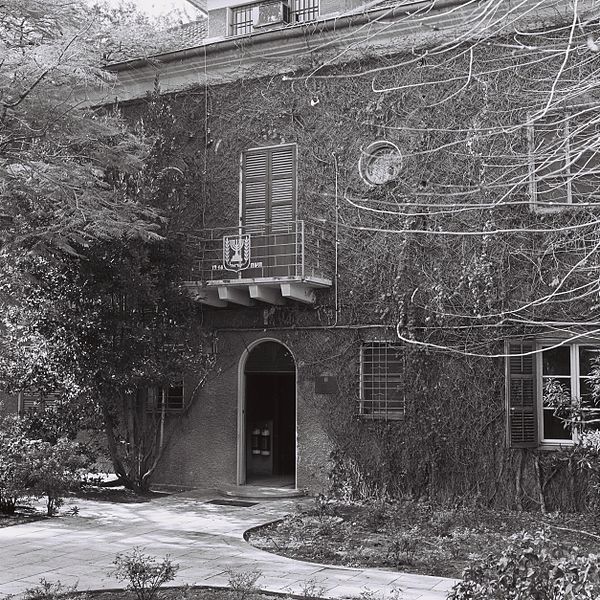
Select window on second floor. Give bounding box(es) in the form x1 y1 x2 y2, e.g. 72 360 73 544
242 144 296 234
359 342 405 420
230 4 253 36
290 0 319 22
529 112 600 212
229 0 319 36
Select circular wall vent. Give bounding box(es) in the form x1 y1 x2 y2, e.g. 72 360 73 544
358 141 403 185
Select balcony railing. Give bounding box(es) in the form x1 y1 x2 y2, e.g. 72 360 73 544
182 220 334 306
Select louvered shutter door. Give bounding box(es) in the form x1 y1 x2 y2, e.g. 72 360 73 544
506 341 539 448
242 149 269 234
270 145 296 233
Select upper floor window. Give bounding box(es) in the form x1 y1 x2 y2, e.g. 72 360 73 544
290 0 319 22
506 340 600 448
230 5 253 35
229 0 319 36
529 112 600 212
359 342 405 420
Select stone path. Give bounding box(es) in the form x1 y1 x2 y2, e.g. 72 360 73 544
0 489 458 600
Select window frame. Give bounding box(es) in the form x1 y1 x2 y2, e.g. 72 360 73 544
147 379 185 413
289 0 320 23
228 0 320 36
359 341 405 421
528 110 600 213
229 4 254 36
536 341 600 448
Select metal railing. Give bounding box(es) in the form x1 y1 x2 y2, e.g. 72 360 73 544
183 219 334 283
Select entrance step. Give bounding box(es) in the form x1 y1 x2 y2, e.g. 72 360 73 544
218 484 305 500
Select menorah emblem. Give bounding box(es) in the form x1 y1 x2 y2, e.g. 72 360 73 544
223 234 251 272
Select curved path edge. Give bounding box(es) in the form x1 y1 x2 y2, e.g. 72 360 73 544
0 489 458 600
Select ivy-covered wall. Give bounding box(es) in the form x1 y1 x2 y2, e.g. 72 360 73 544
121 24 600 509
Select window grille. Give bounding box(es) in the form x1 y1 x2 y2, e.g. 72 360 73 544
360 342 405 420
19 390 59 414
230 5 254 35
164 381 184 411
147 380 185 412
290 0 319 22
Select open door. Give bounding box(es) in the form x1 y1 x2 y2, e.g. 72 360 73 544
242 341 296 487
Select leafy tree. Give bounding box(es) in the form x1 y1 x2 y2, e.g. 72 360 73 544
0 0 184 253
0 238 213 493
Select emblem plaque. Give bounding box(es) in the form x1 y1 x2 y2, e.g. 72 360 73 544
223 234 251 272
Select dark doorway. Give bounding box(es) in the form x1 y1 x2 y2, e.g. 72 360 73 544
244 341 296 486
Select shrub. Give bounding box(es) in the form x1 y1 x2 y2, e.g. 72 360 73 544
226 569 262 600
386 527 419 567
448 529 600 600
22 579 88 600
0 418 38 513
0 416 92 516
28 438 90 515
111 548 179 600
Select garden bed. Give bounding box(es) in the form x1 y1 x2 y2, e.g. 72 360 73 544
246 499 600 579
0 507 46 528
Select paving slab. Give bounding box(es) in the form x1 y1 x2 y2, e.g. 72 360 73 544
0 490 458 599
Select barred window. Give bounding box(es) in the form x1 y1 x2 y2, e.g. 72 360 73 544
360 342 405 420
230 5 253 35
147 380 185 412
19 390 59 415
290 0 319 22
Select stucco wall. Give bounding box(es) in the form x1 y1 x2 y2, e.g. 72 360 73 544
153 328 386 492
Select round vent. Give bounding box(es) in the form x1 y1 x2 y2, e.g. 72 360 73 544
359 141 403 185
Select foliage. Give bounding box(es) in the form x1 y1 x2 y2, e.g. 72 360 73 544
22 579 88 600
111 548 179 600
248 500 600 579
0 417 36 513
0 0 174 254
448 529 600 600
386 528 419 567
226 570 262 600
0 239 213 492
27 437 91 516
0 416 92 516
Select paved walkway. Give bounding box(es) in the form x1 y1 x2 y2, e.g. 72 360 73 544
0 489 458 600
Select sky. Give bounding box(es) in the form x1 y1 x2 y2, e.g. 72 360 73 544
103 0 202 20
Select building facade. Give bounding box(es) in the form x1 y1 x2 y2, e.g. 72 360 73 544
98 0 600 507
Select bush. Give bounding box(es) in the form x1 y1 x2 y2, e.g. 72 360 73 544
0 422 32 513
226 569 262 600
22 579 88 600
448 529 600 600
111 547 179 600
0 416 91 516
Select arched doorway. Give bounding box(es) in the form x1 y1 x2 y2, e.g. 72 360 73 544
240 340 296 487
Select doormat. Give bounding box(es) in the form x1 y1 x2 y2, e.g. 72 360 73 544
206 499 258 507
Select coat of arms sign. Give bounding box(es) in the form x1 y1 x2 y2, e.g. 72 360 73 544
223 234 251 272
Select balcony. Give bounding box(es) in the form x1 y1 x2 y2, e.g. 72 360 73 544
182 220 333 307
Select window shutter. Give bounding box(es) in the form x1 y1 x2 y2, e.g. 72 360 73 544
270 145 295 232
242 149 269 234
242 145 296 234
506 341 538 448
